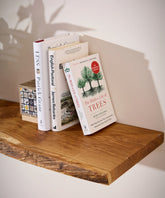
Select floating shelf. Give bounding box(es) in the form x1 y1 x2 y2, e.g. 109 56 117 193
0 100 164 185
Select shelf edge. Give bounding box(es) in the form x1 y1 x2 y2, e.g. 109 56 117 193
0 138 111 184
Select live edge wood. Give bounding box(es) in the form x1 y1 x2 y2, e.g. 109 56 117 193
0 100 164 185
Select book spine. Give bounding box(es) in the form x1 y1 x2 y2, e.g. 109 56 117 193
33 42 51 131
64 63 90 135
48 50 58 131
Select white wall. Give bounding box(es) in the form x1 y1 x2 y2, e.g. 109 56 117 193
0 0 165 197
1 150 165 198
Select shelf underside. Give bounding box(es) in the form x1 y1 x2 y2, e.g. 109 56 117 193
0 100 164 185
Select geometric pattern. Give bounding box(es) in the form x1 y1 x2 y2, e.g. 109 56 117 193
19 87 37 117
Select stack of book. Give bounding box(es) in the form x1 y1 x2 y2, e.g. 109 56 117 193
33 33 116 135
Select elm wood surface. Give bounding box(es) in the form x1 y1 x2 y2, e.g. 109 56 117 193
0 100 164 185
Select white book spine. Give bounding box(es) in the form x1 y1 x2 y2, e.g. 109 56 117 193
64 63 90 135
33 42 51 131
48 51 58 131
33 33 79 131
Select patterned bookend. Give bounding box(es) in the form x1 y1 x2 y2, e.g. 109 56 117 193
19 79 37 123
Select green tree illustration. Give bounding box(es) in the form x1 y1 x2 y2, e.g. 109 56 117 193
81 66 94 91
92 71 103 88
77 78 86 95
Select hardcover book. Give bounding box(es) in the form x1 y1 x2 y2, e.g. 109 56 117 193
33 33 79 131
48 42 88 131
63 53 117 135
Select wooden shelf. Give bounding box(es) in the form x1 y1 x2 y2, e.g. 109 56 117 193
0 100 164 185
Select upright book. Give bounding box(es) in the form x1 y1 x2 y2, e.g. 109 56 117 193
48 42 88 131
63 53 117 135
33 33 79 131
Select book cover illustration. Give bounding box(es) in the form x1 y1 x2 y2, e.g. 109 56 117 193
49 42 88 131
77 64 104 98
64 53 117 135
61 91 78 126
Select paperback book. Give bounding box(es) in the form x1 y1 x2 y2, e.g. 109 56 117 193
63 53 117 135
48 42 88 131
33 33 79 131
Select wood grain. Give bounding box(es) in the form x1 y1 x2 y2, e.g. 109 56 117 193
0 100 164 184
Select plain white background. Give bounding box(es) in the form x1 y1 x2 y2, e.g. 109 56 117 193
0 0 165 197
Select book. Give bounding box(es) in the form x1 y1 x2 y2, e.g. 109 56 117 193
33 33 79 131
63 53 117 135
48 42 88 131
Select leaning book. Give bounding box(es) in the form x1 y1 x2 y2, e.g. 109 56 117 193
48 42 88 131
63 53 117 135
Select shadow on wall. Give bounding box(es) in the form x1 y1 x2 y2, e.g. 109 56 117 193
140 142 165 172
80 35 165 132
0 0 91 102
81 35 165 172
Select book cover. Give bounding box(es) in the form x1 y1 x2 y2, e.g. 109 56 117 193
33 33 79 131
63 53 117 135
48 42 88 131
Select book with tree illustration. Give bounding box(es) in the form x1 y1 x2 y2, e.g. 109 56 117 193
63 53 117 135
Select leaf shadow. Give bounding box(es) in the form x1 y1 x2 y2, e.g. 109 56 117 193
0 0 93 101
